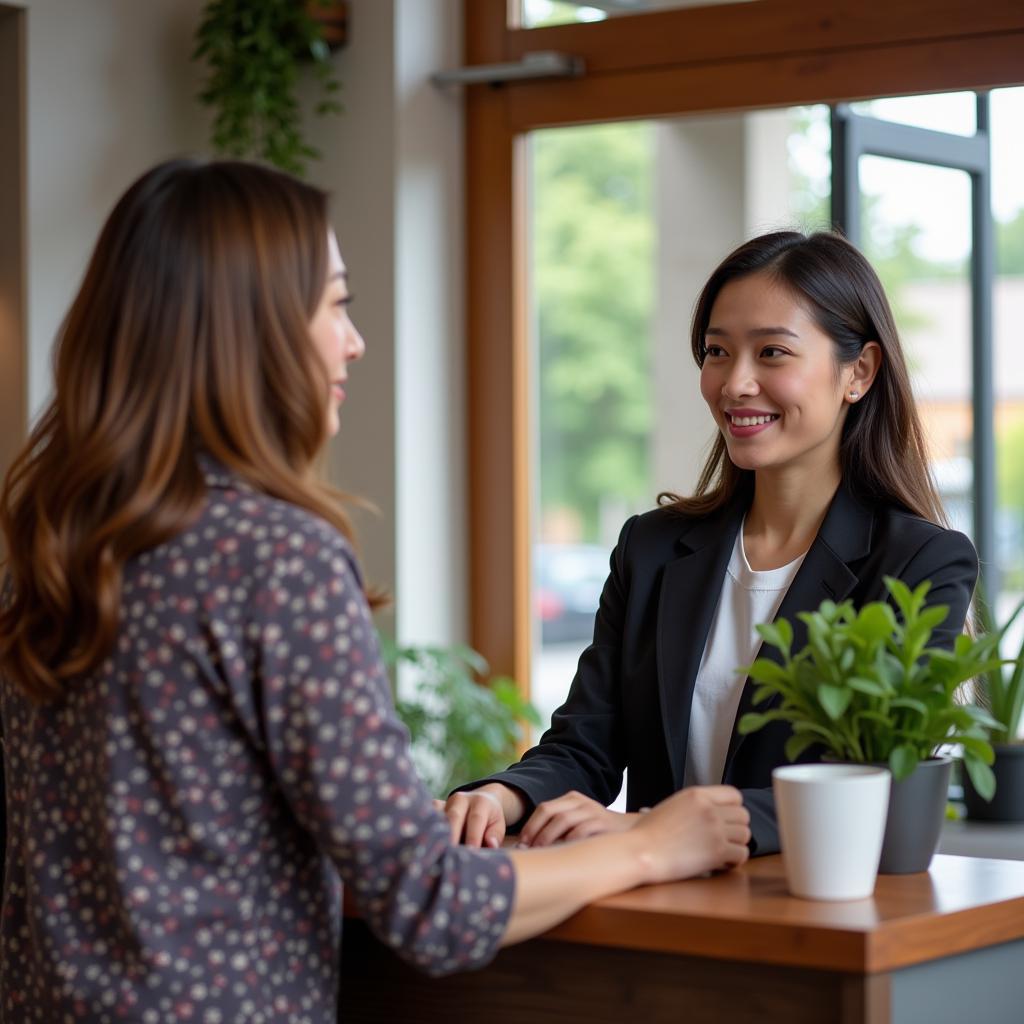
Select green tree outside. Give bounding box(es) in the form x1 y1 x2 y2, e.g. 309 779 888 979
534 122 654 541
997 208 1024 275
524 0 599 28
995 207 1024 588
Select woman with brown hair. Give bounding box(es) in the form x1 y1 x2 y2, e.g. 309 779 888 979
0 159 750 1022
447 230 978 855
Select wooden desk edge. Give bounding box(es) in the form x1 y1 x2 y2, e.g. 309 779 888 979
545 904 872 972
544 894 1024 974
865 895 1024 972
344 853 1024 975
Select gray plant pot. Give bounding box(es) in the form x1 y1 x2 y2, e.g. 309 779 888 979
963 743 1024 822
877 755 952 874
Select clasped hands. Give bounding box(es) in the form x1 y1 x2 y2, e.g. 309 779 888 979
442 785 633 849
441 783 738 850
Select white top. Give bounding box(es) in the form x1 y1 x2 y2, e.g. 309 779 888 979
683 524 806 787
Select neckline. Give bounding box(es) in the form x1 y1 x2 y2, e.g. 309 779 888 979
728 519 808 591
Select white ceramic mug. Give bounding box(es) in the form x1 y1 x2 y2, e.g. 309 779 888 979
772 764 891 901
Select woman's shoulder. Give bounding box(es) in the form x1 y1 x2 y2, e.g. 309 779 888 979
631 502 714 533
848 500 978 587
613 502 726 561
871 503 974 554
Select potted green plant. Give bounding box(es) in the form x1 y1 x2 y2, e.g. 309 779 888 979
963 596 1024 821
378 636 542 798
192 0 345 176
738 577 1003 873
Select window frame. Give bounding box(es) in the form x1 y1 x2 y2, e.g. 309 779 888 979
831 97 997 593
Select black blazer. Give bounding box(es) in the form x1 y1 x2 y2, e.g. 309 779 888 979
475 482 978 854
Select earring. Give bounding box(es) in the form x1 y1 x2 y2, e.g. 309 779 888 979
849 390 860 400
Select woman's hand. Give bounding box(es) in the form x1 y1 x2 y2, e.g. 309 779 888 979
443 783 525 848
516 791 635 848
632 785 751 884
500 784 750 944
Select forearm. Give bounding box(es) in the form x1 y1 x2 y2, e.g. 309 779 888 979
502 830 648 944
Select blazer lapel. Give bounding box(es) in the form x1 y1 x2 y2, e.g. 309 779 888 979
656 498 744 790
723 482 875 772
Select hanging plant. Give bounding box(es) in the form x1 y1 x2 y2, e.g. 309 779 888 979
193 0 345 177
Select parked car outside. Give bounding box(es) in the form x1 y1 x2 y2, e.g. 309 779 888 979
534 542 609 645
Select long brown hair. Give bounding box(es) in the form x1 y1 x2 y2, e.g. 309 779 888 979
0 158 372 703
660 230 946 525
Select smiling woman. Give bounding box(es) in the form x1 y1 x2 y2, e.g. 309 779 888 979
445 230 978 856
678 231 941 525
700 272 879 486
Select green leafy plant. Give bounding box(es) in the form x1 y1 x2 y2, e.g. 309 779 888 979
738 578 1004 800
974 595 1024 745
193 0 343 176
379 637 542 798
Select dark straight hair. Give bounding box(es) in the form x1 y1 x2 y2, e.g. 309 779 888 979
659 230 947 526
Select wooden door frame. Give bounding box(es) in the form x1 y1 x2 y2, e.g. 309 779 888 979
464 0 1024 687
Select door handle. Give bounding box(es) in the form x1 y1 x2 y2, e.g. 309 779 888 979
432 51 584 87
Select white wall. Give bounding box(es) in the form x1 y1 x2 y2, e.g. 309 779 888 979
22 0 209 414
313 0 400 626
393 2 467 647
314 0 466 646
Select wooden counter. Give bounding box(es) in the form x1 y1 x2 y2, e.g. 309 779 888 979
340 854 1024 1024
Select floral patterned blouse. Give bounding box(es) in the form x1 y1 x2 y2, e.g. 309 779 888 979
0 459 515 1023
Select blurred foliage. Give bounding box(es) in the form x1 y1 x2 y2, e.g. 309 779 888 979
999 420 1024 513
859 208 964 347
862 211 964 287
787 106 831 231
534 123 654 539
997 208 1024 275
379 636 542 798
999 419 1024 589
991 196 1024 583
524 0 597 27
